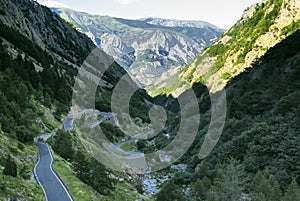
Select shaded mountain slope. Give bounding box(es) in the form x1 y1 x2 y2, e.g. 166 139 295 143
151 29 300 201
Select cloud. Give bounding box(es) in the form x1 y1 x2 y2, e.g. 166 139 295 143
38 0 69 8
113 0 140 5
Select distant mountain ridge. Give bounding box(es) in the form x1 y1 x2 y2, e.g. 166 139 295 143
52 8 223 86
143 17 222 30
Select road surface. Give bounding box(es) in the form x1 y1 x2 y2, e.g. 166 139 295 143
34 142 73 201
63 118 74 131
86 112 114 128
112 139 143 157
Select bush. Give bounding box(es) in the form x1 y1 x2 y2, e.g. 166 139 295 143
3 155 17 177
221 72 231 80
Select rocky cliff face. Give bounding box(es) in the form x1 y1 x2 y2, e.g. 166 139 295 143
52 8 223 86
148 0 300 97
0 0 95 65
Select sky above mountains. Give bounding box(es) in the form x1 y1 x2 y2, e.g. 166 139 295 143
38 0 261 29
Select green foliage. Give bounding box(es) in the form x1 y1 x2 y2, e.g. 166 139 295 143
186 68 196 83
202 0 285 72
52 155 101 200
207 44 227 57
3 155 17 177
51 130 74 161
0 174 44 200
63 18 77 30
220 72 231 80
194 76 205 84
129 90 152 123
0 60 40 143
281 20 300 36
250 171 282 201
207 159 246 201
100 123 126 143
144 30 300 201
0 124 3 135
0 21 53 66
49 130 115 195
275 91 300 114
0 132 43 200
0 27 78 142
89 158 114 195
235 53 245 64
72 149 91 184
214 56 226 70
282 178 300 201
0 9 6 15
193 176 211 200
156 181 184 201
119 141 138 152
54 152 144 200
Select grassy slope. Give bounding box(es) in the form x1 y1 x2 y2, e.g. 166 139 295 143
0 132 44 200
52 153 101 201
148 0 300 96
52 152 143 201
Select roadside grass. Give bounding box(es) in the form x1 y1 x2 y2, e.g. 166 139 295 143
119 141 138 152
109 182 142 201
51 153 101 201
0 133 44 200
0 174 44 200
103 142 130 157
52 151 149 201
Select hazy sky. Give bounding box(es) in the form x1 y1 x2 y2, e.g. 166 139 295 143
39 0 261 29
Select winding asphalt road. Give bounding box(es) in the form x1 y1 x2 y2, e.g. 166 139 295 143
34 142 73 201
34 111 142 200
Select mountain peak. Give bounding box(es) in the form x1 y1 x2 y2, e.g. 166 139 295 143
143 17 222 30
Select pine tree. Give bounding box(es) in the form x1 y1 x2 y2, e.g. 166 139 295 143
3 155 17 177
194 176 211 199
52 130 74 160
156 181 184 201
195 161 211 179
72 150 90 183
251 171 272 198
207 159 246 201
89 159 114 195
283 178 300 201
251 171 282 200
268 175 282 201
0 123 3 135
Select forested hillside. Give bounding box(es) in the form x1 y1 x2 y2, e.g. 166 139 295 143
151 30 300 201
1 0 300 200
0 0 153 199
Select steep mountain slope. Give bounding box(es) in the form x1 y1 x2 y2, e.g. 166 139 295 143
1 0 299 200
149 29 300 201
0 0 94 65
52 8 223 86
0 0 155 199
148 0 300 96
